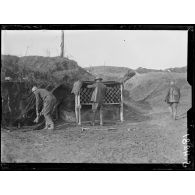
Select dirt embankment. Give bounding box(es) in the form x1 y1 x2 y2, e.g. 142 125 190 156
1 55 94 127
124 72 191 113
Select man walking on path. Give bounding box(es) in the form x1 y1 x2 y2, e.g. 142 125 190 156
87 77 106 126
32 86 57 130
165 81 181 120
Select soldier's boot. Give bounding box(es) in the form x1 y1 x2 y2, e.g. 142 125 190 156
48 123 54 130
173 109 177 120
43 122 49 130
45 115 54 131
43 126 48 130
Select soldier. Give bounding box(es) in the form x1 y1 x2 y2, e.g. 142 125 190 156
32 86 57 130
87 77 106 126
165 81 181 120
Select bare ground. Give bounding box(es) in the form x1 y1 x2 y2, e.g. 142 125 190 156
1 105 187 163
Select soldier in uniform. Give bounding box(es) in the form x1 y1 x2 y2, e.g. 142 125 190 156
87 77 106 126
165 81 181 120
32 86 57 130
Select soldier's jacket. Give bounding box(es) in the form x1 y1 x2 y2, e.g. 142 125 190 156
165 86 181 103
34 88 56 115
88 82 106 104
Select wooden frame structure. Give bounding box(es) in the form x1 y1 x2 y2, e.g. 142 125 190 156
74 81 124 125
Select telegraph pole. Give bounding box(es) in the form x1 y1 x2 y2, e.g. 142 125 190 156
60 30 64 57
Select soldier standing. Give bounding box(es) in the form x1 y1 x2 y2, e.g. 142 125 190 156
165 81 181 120
87 77 106 126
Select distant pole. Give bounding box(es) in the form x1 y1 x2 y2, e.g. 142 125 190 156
25 46 29 56
60 30 64 57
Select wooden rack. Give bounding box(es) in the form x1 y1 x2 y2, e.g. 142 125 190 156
74 81 124 125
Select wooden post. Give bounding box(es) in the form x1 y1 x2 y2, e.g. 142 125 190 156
120 84 124 122
60 30 64 58
78 93 81 125
100 107 103 125
75 95 78 124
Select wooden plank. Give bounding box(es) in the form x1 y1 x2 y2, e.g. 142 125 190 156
120 84 124 122
78 93 81 125
100 107 103 125
75 95 78 124
81 103 120 105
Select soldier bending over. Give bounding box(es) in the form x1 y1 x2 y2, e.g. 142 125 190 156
32 86 57 130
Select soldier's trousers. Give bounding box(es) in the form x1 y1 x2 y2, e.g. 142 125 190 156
168 102 178 120
42 96 57 129
44 114 54 129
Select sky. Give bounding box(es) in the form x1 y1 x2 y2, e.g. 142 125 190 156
1 30 188 69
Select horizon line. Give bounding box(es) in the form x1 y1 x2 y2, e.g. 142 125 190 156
1 54 187 71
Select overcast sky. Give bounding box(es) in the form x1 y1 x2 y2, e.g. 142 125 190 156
2 30 188 69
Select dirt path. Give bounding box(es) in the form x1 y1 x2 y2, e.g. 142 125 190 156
1 107 187 163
